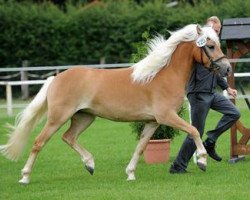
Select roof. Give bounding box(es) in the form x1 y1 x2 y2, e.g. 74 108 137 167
220 17 250 40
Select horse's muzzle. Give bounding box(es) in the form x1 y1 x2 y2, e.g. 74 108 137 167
217 59 232 77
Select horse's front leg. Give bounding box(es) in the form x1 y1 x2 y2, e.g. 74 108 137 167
156 112 207 171
126 122 159 181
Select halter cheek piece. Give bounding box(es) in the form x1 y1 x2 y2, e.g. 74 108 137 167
201 46 227 71
196 35 227 71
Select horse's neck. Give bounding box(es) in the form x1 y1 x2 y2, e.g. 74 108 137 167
164 42 195 88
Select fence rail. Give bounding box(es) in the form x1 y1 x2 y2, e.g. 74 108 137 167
0 63 132 72
0 63 132 116
0 63 249 116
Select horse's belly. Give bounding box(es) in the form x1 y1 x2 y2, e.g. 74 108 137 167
84 106 155 122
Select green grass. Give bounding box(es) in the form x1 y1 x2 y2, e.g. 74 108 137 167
0 101 249 200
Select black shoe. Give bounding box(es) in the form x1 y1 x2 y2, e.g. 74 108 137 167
169 163 187 174
203 139 222 162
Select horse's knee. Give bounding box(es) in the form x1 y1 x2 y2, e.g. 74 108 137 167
188 126 200 139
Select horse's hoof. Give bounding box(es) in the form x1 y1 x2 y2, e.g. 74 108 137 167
85 165 94 175
19 176 30 185
197 162 206 172
127 174 136 181
125 167 136 181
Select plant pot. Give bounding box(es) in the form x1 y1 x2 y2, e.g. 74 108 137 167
143 139 171 164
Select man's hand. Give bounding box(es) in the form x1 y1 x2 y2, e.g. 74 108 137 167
227 87 237 99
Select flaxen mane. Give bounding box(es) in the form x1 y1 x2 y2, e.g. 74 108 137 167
131 24 219 83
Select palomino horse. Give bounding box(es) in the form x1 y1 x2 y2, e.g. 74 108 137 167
0 24 231 184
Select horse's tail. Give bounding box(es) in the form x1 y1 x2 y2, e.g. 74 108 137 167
0 76 55 161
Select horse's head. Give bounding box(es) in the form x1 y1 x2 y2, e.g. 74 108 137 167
194 25 231 77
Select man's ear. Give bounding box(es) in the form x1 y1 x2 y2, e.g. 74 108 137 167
196 24 203 35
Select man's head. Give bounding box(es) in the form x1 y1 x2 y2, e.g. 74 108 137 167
206 16 221 35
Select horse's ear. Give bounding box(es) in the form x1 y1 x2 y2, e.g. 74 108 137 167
196 24 203 35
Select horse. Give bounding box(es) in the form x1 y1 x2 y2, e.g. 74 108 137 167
0 24 231 184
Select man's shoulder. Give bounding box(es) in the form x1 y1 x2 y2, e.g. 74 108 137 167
194 63 211 74
194 62 207 69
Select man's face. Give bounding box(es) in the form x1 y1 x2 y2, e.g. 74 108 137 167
207 21 221 36
213 23 221 35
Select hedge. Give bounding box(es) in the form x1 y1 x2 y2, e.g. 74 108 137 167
0 0 250 68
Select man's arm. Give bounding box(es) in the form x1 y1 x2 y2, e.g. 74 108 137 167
217 75 228 90
217 75 237 99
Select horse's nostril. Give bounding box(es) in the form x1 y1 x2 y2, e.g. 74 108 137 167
227 68 230 72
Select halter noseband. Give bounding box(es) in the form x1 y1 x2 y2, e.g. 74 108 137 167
201 45 227 71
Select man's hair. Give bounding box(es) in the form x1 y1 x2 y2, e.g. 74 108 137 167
206 16 221 26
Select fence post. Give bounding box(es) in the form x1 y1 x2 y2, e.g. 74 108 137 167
6 83 13 116
21 60 29 99
100 57 106 64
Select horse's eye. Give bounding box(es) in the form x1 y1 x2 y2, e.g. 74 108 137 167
207 45 215 51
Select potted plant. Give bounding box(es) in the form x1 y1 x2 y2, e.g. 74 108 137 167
130 30 183 164
130 108 184 164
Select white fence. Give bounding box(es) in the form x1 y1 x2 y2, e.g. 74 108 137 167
0 63 249 116
0 63 131 116
0 80 47 116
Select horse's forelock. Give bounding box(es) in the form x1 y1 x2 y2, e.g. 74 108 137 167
201 26 220 46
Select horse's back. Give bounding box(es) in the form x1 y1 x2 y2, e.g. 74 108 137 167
46 67 154 121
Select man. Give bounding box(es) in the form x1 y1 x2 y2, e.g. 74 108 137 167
169 16 241 173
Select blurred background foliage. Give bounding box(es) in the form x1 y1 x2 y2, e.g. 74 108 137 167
0 0 249 70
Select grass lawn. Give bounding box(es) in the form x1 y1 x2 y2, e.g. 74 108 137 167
0 101 249 200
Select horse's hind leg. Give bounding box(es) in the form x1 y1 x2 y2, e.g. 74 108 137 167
126 122 159 181
62 112 96 175
19 120 65 184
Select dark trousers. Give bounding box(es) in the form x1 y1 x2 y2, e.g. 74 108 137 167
173 92 240 170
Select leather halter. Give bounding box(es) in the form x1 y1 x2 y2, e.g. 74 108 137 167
201 45 227 71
